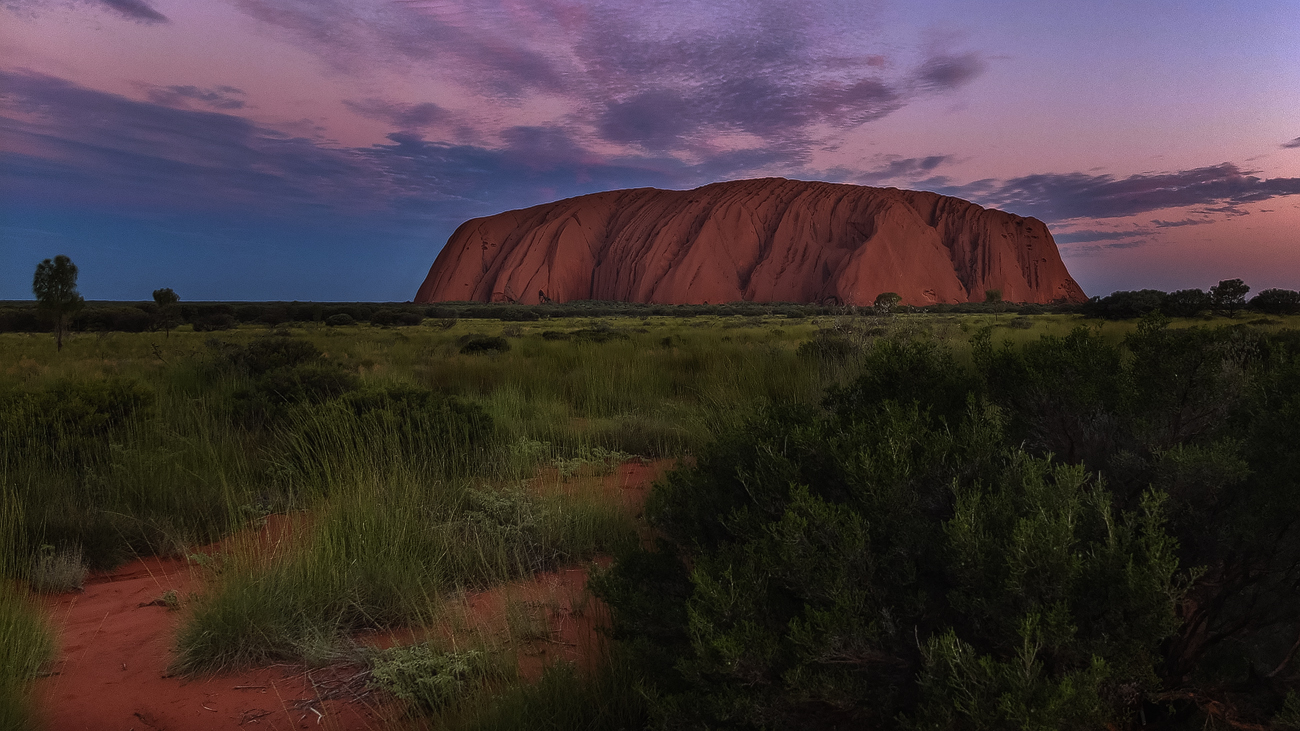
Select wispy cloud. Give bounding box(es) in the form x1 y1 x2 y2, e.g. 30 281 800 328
225 0 984 158
140 84 246 110
1054 229 1150 244
941 164 1300 223
98 0 165 23
3 0 168 23
913 52 986 91
1283 137 1300 149
0 69 687 222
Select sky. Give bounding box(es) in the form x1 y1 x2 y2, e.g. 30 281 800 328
2 0 1299 302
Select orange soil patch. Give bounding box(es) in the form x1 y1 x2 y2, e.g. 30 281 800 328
34 515 395 731
32 460 674 730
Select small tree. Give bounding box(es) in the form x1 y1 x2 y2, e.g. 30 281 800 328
1210 278 1250 317
873 291 901 316
152 287 180 336
32 255 84 351
984 288 1003 304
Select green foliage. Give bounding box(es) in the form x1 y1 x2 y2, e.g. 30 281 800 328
32 254 84 350
325 312 355 326
0 488 55 731
439 658 649 731
984 288 1003 304
368 645 508 713
206 336 360 422
1162 288 1211 318
0 377 155 464
600 385 1186 729
152 288 179 307
460 335 512 354
1081 289 1165 320
1250 288 1300 315
150 288 181 335
1210 278 1250 316
600 325 1300 729
875 292 902 314
1276 690 1300 730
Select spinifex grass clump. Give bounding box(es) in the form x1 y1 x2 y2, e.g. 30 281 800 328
174 396 637 673
430 655 649 731
368 644 513 714
2 375 258 568
0 488 55 731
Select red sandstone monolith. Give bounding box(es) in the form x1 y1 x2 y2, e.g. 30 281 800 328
415 178 1086 305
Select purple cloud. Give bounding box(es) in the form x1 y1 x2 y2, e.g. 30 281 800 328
1283 137 1300 149
914 52 986 90
344 99 450 131
1054 229 1150 244
142 84 245 110
223 0 980 156
944 163 1300 222
99 0 167 23
1151 217 1215 228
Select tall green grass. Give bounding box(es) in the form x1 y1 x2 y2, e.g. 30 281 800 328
430 654 648 731
173 402 637 673
0 487 55 731
11 313 1285 701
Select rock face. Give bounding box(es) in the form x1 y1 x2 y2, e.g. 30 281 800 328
415 178 1087 305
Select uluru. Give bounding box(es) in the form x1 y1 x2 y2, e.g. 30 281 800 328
415 178 1087 306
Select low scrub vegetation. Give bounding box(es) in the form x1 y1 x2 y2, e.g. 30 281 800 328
2 308 1297 729
596 315 1300 729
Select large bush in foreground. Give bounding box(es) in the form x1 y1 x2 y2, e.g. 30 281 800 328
597 324 1300 729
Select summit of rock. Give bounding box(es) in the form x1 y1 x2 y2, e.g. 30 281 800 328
414 178 1087 306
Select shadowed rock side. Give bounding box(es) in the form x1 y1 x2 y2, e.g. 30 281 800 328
415 178 1087 305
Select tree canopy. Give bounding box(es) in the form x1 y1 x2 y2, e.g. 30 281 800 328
32 255 83 351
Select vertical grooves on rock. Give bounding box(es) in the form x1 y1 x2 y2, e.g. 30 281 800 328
416 178 1087 306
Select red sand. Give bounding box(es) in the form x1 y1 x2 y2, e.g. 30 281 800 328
32 459 673 730
34 517 393 731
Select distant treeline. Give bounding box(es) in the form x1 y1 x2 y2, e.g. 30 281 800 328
0 299 1067 333
2 284 1296 334
1080 280 1300 320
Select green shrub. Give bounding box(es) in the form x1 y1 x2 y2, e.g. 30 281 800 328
325 313 355 327
596 393 1187 729
192 312 237 331
0 377 155 464
460 336 511 354
1250 288 1300 315
368 645 508 713
438 657 649 731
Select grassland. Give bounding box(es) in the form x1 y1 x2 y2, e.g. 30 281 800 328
3 308 1297 729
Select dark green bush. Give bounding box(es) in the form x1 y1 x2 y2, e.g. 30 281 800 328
325 313 355 327
795 333 859 361
1250 288 1300 315
192 313 236 332
598 327 1300 729
571 327 629 343
1081 289 1166 320
0 378 154 464
206 337 359 422
0 307 49 332
1163 289 1211 318
597 393 1185 729
459 336 511 354
70 306 153 333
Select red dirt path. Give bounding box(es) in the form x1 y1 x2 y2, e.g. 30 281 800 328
32 459 672 731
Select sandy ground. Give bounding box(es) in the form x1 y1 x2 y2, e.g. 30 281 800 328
32 459 672 731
